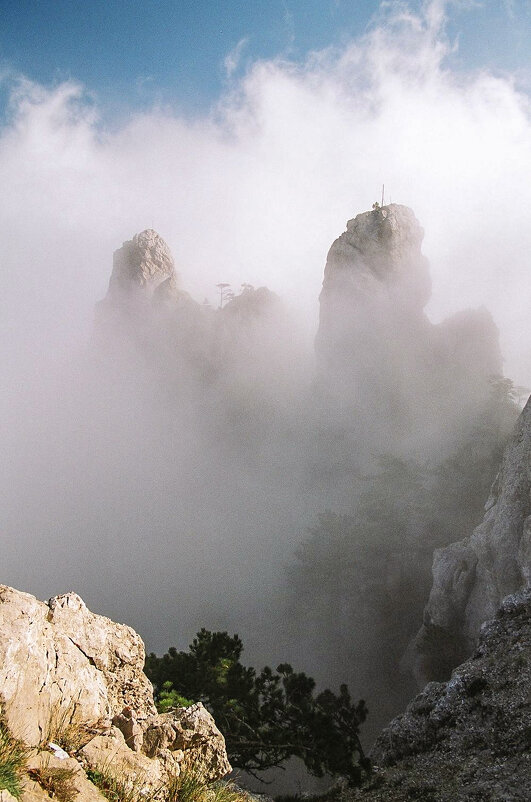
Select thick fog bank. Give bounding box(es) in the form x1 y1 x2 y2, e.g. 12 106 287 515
2 207 520 752
2 0 531 757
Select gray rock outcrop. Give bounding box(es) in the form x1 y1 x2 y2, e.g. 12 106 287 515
411 396 531 685
352 590 531 801
316 205 431 411
97 229 197 327
0 586 231 787
318 204 431 323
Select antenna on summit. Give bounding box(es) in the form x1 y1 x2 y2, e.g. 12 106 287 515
381 184 385 207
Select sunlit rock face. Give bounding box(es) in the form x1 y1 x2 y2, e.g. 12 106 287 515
316 204 502 456
0 585 231 784
96 228 198 347
410 395 531 686
318 204 430 324
108 229 177 298
102 228 198 317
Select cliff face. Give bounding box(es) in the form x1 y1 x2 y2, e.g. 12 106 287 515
318 204 430 331
98 229 197 326
411 395 531 685
352 590 531 801
0 586 231 798
316 206 430 427
0 586 155 746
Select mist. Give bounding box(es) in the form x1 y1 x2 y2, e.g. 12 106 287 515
2 0 531 756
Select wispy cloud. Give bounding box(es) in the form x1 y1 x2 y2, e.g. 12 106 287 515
2 0 531 691
282 1 296 45
223 37 249 78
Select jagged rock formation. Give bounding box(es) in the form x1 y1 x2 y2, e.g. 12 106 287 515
352 590 531 801
316 204 502 455
316 205 430 411
108 229 177 298
411 395 531 685
0 586 155 745
0 586 231 796
97 230 196 332
318 204 431 324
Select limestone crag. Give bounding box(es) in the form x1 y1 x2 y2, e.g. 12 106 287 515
24 752 107 802
108 229 176 297
319 204 431 313
315 206 503 460
351 590 531 801
0 586 231 792
316 206 431 400
412 395 531 685
0 586 155 745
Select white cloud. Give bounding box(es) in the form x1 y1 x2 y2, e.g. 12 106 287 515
1 0 531 383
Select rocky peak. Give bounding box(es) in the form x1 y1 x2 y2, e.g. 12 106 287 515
316 204 431 381
107 229 177 298
319 204 430 314
314 204 502 454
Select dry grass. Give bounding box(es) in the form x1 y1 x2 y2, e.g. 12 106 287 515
0 720 30 799
41 697 92 755
166 770 250 802
85 766 154 802
28 759 78 802
86 764 249 802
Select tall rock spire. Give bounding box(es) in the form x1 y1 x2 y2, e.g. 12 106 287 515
315 203 502 455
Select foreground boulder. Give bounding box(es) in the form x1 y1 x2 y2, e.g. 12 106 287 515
0 586 231 788
352 590 531 800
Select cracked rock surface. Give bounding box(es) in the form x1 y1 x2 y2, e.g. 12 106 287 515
351 590 531 801
0 585 231 784
0 585 155 745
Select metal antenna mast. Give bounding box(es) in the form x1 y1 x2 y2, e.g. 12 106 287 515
381 184 385 207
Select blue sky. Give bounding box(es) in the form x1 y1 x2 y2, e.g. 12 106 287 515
1 1 530 117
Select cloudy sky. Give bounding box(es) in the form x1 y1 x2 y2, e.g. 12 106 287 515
2 1 531 114
1 0 531 385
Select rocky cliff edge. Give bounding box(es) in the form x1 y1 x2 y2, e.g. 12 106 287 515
0 586 231 802
351 589 531 801
410 395 531 685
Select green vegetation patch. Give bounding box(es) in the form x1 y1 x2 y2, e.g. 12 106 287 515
0 721 30 799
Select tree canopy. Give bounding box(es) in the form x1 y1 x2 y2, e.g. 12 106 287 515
145 629 370 785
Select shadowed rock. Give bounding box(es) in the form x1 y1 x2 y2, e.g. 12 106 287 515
351 590 531 801
410 395 531 686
